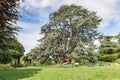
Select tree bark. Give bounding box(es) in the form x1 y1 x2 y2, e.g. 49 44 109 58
17 57 20 65
69 18 73 40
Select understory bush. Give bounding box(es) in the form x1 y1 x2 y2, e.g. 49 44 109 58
0 64 11 69
99 53 119 62
11 63 28 67
115 59 120 64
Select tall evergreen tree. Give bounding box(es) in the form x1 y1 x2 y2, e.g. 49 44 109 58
0 0 22 38
0 0 23 64
117 32 120 53
99 36 118 55
117 32 120 44
37 5 101 64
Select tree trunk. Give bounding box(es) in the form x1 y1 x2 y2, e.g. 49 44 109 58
15 60 17 65
30 59 31 65
17 58 20 65
69 18 73 40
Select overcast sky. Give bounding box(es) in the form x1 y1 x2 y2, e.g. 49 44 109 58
17 0 120 53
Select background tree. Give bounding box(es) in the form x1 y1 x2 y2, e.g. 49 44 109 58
25 48 39 66
0 38 25 64
99 35 119 62
99 36 118 55
117 32 120 44
34 5 101 64
9 39 25 65
0 0 23 64
0 25 20 64
116 32 120 53
0 0 22 39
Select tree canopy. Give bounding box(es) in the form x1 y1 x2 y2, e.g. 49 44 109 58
0 0 24 64
0 0 21 39
28 5 101 64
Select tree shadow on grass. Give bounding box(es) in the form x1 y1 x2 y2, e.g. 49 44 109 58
0 67 41 80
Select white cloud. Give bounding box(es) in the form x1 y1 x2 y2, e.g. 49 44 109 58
21 0 120 27
17 21 43 53
17 32 43 54
17 21 40 30
21 0 119 15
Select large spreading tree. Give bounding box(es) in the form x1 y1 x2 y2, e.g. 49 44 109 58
31 5 102 64
37 5 101 62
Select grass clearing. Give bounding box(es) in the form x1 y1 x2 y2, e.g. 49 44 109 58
0 65 120 80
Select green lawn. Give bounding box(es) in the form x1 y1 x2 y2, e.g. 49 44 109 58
1 65 120 80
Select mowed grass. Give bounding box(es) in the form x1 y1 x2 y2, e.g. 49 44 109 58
1 65 120 80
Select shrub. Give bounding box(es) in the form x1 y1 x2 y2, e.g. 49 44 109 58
0 64 11 69
99 53 119 62
71 60 75 67
115 59 120 64
11 64 27 67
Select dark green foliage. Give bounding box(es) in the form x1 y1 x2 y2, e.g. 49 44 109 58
0 0 21 41
0 0 23 64
117 32 120 53
99 35 120 62
9 39 25 65
0 52 12 64
99 36 119 54
0 38 25 64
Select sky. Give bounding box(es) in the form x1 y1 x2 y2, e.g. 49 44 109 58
17 0 120 53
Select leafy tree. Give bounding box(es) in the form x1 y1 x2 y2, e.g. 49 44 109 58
27 46 52 65
25 48 39 65
0 38 25 64
36 5 101 64
9 39 25 65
